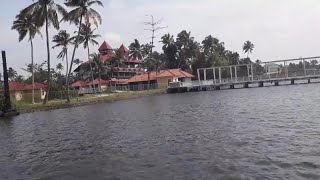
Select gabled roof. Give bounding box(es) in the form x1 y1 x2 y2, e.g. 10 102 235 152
127 69 194 83
87 78 109 86
156 68 194 78
119 44 129 53
9 81 47 91
98 41 113 52
127 71 164 83
71 80 87 88
24 82 47 90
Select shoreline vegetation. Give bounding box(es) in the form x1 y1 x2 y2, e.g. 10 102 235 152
13 89 166 114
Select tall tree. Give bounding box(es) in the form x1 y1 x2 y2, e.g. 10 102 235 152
56 63 63 74
129 39 143 60
20 0 67 104
52 30 73 85
243 41 254 58
8 67 18 81
12 14 41 104
91 53 105 91
77 23 101 92
64 0 103 101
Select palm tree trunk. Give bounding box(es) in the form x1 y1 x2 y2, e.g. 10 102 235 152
30 38 35 104
88 46 95 94
43 6 50 105
67 15 83 102
65 48 69 86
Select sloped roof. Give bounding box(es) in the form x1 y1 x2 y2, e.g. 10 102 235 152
98 41 113 52
24 82 47 90
110 78 128 85
156 68 194 78
127 71 163 83
9 81 25 91
119 44 129 53
127 69 194 83
9 81 47 91
87 78 109 86
71 80 87 88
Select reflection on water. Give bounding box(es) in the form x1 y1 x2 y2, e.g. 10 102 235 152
1 84 320 179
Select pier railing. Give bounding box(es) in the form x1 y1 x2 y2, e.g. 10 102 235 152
191 56 320 87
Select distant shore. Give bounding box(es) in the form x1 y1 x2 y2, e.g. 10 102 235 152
14 89 166 114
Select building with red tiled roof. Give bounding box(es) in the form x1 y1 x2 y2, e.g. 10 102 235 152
73 41 143 86
6 82 47 102
127 69 195 90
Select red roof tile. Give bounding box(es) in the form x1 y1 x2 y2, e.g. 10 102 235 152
156 69 194 78
127 69 194 83
87 78 109 86
24 82 47 90
99 41 113 52
9 81 25 91
119 44 129 53
110 78 128 85
71 80 87 88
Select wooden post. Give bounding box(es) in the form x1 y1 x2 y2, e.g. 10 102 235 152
204 68 207 81
219 67 222 84
2 51 12 112
213 68 216 84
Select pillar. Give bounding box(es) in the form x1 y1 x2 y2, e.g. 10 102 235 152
235 66 238 82
204 69 207 81
247 65 250 81
219 67 222 84
251 64 254 81
303 59 306 77
213 68 216 84
230 66 233 82
197 69 200 85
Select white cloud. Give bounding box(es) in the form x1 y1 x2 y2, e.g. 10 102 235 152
105 32 122 48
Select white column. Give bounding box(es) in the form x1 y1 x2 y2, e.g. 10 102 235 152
235 66 238 82
230 66 233 82
219 67 222 84
197 69 200 85
251 64 254 81
303 59 306 77
247 65 250 81
213 68 216 84
204 69 207 81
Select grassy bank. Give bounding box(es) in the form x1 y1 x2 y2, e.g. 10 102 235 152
14 89 166 114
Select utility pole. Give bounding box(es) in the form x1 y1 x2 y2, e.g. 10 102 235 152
144 15 167 67
144 15 167 89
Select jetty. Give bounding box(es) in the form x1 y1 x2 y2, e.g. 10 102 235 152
167 56 320 93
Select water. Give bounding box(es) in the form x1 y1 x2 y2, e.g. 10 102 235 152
1 84 320 179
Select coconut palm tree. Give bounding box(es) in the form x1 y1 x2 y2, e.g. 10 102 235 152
129 39 143 60
91 53 105 91
56 63 63 73
77 23 101 93
64 0 103 101
243 41 254 58
8 67 18 81
19 0 67 104
11 14 41 104
52 30 73 85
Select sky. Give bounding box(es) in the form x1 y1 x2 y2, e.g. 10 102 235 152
1 0 320 77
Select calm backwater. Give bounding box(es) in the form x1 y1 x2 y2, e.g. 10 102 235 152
1 84 320 179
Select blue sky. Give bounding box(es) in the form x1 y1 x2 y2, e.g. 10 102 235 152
1 0 320 77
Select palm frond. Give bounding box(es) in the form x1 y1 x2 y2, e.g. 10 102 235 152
88 0 104 7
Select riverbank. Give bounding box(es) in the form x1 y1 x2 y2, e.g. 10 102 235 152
14 89 166 114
